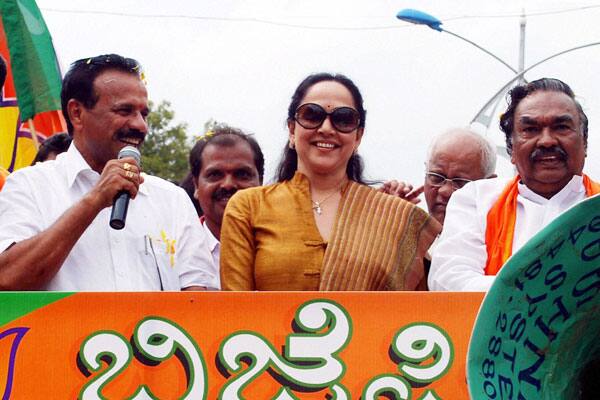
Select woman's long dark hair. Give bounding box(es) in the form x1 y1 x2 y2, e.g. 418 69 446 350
275 73 368 184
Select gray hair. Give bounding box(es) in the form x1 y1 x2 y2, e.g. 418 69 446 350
426 127 497 178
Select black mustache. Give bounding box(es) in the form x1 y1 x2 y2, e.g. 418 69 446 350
530 146 567 161
212 187 237 201
116 129 145 141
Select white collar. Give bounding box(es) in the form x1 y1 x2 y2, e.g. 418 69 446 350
202 219 220 251
62 144 148 196
518 174 584 204
62 143 94 188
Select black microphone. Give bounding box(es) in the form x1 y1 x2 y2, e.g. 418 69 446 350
109 146 141 230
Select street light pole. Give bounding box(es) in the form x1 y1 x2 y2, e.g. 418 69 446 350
396 9 519 74
472 9 525 133
472 41 600 161
473 41 600 126
396 8 600 162
518 9 526 84
396 8 525 132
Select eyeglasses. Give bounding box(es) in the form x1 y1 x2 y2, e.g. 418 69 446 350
425 172 472 190
294 103 361 133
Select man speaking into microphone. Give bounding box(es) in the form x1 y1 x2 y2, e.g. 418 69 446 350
0 54 216 291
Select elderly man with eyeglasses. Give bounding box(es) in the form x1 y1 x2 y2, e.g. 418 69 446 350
423 128 497 225
380 128 496 290
429 78 600 292
413 127 496 288
379 128 497 223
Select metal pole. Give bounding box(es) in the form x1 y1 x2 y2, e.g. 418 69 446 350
472 41 600 127
441 28 519 74
518 9 526 84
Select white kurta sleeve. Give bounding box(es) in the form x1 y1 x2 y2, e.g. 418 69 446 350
172 189 218 290
0 171 44 252
428 182 496 292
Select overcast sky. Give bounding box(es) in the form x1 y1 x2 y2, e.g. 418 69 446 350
36 0 600 187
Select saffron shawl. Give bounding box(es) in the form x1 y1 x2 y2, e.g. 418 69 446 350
484 174 600 275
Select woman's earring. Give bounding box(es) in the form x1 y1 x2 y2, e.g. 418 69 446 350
289 140 295 149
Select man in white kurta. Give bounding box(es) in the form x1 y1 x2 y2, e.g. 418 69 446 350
0 54 215 291
429 175 588 291
0 144 216 290
429 78 596 291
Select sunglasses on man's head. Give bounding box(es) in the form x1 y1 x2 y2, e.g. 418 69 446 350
294 103 361 133
75 55 140 73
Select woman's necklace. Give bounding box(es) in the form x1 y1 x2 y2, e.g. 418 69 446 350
311 192 336 215
311 180 346 215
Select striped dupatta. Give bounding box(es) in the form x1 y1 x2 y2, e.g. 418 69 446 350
319 182 441 291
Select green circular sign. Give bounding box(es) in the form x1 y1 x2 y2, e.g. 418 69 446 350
467 195 600 399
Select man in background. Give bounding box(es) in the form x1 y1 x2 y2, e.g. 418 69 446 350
189 125 264 289
382 127 497 225
31 133 72 164
380 128 497 289
424 127 497 225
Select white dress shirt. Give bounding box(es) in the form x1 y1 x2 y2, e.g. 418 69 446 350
0 144 217 291
200 219 221 290
429 175 587 292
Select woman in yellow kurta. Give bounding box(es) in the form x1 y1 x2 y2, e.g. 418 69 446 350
220 73 440 291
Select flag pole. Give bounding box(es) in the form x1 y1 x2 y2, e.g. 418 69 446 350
28 118 40 150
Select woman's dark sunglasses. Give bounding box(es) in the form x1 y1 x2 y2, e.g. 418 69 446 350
294 103 361 133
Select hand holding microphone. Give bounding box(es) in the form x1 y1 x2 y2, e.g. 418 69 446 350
109 146 141 229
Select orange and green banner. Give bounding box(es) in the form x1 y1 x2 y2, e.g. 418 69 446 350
0 0 62 121
0 292 484 399
0 0 66 173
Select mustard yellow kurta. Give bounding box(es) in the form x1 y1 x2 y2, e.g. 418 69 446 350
220 173 325 290
220 172 440 291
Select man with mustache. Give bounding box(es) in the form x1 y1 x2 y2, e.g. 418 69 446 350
189 126 264 289
429 77 600 291
0 54 216 290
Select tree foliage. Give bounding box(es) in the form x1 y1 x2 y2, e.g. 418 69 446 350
141 100 191 183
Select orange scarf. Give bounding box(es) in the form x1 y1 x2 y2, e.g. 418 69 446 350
485 175 600 275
